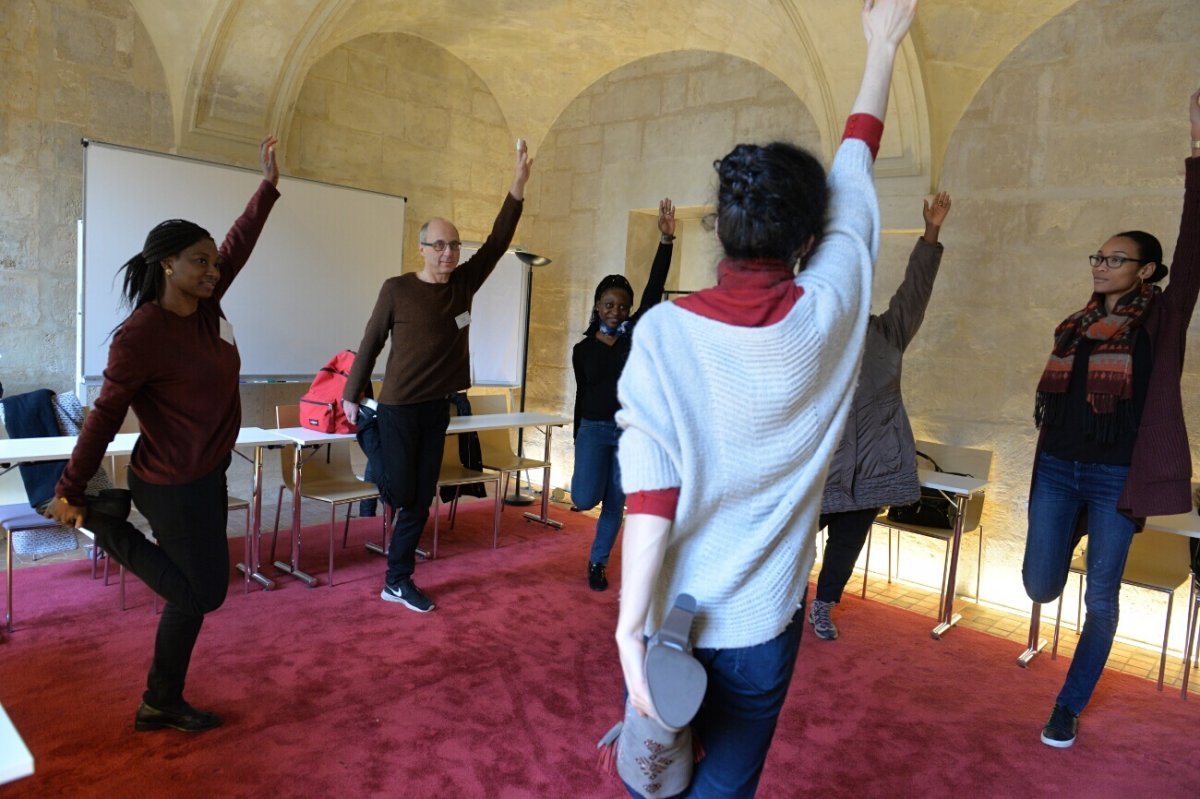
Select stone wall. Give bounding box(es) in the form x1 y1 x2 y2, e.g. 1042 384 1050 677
1 0 173 396
286 33 514 269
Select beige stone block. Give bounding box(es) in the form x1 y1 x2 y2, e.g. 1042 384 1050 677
0 223 34 271
52 6 114 69
87 74 152 142
308 48 348 83
644 108 735 159
588 77 661 125
0 115 41 167
551 96 591 130
0 164 37 221
734 102 815 145
400 103 451 149
660 73 689 115
53 65 90 126
570 169 600 212
0 271 39 326
347 49 388 94
601 120 641 164
297 118 380 177
471 90 505 126
1 0 36 54
535 170 573 219
2 65 38 114
686 66 760 108
328 84 398 134
294 79 332 120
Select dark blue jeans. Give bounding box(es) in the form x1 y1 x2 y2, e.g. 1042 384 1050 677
571 419 624 566
1022 452 1135 715
626 604 806 799
377 399 450 586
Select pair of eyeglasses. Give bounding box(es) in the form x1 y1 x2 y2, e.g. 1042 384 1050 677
421 239 462 252
1088 254 1145 269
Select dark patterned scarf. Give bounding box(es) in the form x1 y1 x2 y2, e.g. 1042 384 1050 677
1034 283 1157 433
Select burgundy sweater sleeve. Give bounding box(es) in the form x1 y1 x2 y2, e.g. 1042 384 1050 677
56 328 145 505
213 180 281 302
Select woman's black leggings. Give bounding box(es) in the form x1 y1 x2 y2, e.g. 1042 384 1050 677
90 456 231 710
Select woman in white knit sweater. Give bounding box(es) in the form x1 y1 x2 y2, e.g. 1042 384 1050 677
613 1 919 795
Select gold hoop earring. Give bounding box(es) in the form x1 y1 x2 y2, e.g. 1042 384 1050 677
165 268 173 276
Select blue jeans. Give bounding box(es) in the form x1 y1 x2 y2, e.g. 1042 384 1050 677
572 419 624 565
1022 452 1135 715
625 604 806 799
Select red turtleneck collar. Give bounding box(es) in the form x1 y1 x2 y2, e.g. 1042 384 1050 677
674 257 804 327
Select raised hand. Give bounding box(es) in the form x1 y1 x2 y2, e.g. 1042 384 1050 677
260 135 279 186
862 0 919 48
1190 86 1200 144
923 191 951 228
658 198 676 237
511 137 534 201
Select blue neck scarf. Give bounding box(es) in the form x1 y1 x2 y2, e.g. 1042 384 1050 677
598 320 630 337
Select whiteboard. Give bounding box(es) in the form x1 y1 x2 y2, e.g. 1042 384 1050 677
466 246 527 387
80 141 405 379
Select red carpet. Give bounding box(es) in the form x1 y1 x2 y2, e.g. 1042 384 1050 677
1 501 1197 798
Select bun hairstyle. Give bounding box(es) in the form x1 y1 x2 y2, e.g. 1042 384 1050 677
715 142 828 265
585 274 635 335
118 219 212 313
1114 229 1168 283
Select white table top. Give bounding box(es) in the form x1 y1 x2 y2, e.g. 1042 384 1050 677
1144 509 1200 539
0 703 33 785
0 432 139 465
918 468 988 498
275 412 570 446
234 427 293 447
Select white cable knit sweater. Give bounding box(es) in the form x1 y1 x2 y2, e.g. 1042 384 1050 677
615 138 880 649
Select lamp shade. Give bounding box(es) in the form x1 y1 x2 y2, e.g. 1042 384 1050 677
515 251 552 267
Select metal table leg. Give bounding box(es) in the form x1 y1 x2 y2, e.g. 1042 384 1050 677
235 444 275 591
1017 601 1048 667
523 424 563 529
931 494 967 639
273 444 317 587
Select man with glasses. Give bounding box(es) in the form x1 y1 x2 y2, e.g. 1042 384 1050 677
342 139 533 612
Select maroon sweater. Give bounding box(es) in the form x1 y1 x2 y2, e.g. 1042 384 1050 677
344 193 523 406
57 180 280 505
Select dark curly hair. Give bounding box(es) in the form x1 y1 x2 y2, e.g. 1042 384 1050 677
1112 229 1167 283
714 142 828 266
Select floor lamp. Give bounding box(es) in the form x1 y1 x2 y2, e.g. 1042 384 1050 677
505 249 553 505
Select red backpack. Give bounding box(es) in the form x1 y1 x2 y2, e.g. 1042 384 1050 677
299 350 358 433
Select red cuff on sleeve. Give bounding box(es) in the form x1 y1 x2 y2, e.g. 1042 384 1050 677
625 488 680 520
842 114 884 160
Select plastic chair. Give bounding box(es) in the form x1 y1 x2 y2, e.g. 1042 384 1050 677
271 404 383 586
871 441 992 619
1052 529 1192 691
469 393 550 503
428 404 502 559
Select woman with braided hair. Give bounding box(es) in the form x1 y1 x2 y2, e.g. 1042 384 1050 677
572 197 675 592
613 1 919 794
45 135 281 733
1024 87 1200 750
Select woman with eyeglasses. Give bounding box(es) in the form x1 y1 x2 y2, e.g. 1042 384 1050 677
1024 86 1200 750
572 198 675 592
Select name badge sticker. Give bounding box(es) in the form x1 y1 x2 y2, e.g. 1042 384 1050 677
455 311 471 330
219 317 237 346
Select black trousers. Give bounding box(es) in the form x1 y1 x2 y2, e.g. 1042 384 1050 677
815 507 881 604
376 399 450 586
90 456 231 710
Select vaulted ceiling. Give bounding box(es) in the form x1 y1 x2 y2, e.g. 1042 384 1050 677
129 0 1082 181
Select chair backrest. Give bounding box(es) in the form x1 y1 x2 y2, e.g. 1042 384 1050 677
469 393 517 464
915 440 993 534
277 405 300 490
1122 529 1193 592
276 404 300 428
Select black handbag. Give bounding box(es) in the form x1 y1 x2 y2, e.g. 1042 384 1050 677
885 451 971 529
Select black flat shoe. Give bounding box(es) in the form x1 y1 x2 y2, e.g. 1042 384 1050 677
135 701 224 733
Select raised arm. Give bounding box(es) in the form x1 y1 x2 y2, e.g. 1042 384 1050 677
851 0 919 122
212 135 281 300
632 198 675 320
874 191 949 350
510 137 533 201
1159 86 1200 319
